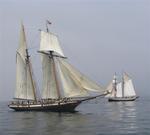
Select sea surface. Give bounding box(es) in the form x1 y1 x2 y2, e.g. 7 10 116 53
0 97 150 135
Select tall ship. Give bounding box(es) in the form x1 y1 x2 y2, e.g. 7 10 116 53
8 22 106 112
106 73 138 102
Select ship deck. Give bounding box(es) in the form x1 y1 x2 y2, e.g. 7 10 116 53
8 100 82 112
108 96 138 102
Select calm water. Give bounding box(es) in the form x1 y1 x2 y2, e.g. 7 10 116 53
0 97 150 135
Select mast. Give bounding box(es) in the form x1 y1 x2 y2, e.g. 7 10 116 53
46 21 61 99
26 49 37 101
46 20 51 33
50 51 61 99
113 73 117 97
122 74 124 98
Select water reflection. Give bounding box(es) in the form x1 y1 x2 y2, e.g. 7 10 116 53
106 101 138 134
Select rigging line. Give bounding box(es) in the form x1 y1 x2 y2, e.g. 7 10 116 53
28 46 39 50
63 43 102 86
60 58 104 90
27 31 39 50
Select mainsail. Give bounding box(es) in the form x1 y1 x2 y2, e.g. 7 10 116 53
39 30 105 99
123 73 136 97
14 24 36 100
40 54 59 99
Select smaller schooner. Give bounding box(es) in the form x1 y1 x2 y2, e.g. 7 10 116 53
8 22 107 112
106 73 138 102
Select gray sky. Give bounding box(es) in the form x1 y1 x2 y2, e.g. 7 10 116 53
0 0 150 101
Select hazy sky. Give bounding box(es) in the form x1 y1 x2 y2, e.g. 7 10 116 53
0 0 150 101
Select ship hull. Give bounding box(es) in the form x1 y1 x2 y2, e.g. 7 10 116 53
8 101 81 112
108 96 138 102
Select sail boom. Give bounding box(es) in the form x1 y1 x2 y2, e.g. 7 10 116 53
38 51 67 59
13 98 35 101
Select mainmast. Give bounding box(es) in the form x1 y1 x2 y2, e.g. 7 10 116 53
38 21 62 99
46 20 61 99
49 51 61 99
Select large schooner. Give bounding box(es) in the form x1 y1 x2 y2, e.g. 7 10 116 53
8 23 106 112
106 73 138 102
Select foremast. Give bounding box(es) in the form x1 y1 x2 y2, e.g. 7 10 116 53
26 49 37 101
113 74 117 97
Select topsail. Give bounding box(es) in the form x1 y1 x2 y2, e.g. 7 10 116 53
39 31 64 57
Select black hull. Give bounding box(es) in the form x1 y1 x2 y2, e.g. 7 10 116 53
8 101 81 112
108 96 138 102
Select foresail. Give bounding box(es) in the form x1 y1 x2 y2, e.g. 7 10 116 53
15 53 35 100
41 54 59 99
14 24 36 100
39 31 64 57
58 59 105 95
123 73 136 97
15 54 27 99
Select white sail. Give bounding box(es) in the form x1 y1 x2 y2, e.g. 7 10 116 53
58 59 105 94
56 58 88 97
123 73 136 97
41 54 59 99
116 82 122 97
17 25 27 62
15 24 36 100
39 31 64 57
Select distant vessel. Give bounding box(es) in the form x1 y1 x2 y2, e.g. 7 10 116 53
8 22 106 112
106 73 138 102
